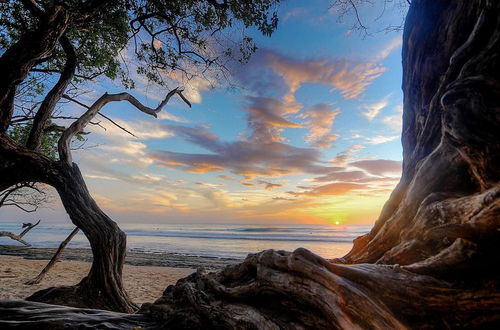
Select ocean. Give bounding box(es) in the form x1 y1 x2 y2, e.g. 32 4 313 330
0 222 372 259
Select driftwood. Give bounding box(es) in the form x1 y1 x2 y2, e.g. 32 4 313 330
0 220 40 246
0 0 499 328
25 227 80 285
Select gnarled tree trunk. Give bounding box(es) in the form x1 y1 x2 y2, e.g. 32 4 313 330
0 135 137 312
25 163 137 312
0 0 499 328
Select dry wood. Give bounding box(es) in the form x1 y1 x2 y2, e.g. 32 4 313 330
0 220 41 246
25 227 80 285
0 0 499 328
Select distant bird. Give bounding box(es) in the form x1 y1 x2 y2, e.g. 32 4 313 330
22 222 32 228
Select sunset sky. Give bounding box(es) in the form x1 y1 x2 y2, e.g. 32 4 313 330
2 0 408 225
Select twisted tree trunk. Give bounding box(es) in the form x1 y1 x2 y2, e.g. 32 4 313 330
0 0 499 328
0 136 137 312
25 163 137 312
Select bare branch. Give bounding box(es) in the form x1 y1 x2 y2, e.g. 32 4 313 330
0 231 31 246
19 219 41 238
0 220 40 246
61 94 137 137
25 227 80 285
58 88 190 164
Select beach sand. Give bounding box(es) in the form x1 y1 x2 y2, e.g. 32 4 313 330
0 255 195 305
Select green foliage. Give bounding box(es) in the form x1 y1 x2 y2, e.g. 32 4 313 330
0 0 281 91
7 122 61 160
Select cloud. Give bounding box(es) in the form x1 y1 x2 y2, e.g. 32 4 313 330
257 180 284 190
157 111 189 123
313 170 367 182
330 144 365 166
300 103 340 148
362 94 391 120
376 36 403 61
291 182 368 196
147 124 335 179
262 50 387 100
244 96 302 143
283 7 308 22
381 105 403 132
349 159 402 176
365 135 399 145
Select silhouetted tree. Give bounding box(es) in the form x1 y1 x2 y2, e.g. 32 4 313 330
0 0 281 312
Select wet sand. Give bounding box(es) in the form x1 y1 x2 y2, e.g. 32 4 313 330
0 245 240 305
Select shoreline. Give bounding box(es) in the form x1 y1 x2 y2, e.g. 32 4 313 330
0 245 241 270
0 255 195 304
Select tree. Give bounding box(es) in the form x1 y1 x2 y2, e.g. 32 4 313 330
0 0 281 312
1 0 499 328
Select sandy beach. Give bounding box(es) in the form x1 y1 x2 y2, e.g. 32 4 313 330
0 255 195 304
0 245 240 305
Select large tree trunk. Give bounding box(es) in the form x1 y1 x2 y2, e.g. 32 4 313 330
25 163 137 313
0 6 69 132
1 0 499 328
0 135 136 313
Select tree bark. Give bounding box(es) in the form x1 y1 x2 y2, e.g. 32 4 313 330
0 6 69 132
0 0 499 328
25 162 137 313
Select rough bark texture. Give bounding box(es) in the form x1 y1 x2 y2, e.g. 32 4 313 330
24 162 138 313
0 0 499 328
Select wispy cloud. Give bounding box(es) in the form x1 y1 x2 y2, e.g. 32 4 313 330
365 135 399 145
262 50 387 100
349 159 402 176
376 36 403 61
290 182 367 196
362 94 391 120
244 96 302 143
330 144 365 166
300 103 340 148
381 105 403 132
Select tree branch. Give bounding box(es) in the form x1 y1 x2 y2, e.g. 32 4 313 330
0 220 40 246
61 94 138 137
58 88 190 164
19 219 41 238
25 226 79 285
26 35 77 150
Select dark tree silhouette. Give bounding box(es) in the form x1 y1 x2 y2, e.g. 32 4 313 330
1 0 499 328
0 0 281 312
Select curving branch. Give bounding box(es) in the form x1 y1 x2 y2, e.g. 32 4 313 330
26 35 77 150
62 94 137 137
58 88 190 164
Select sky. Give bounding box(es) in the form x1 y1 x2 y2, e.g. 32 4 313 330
2 0 408 225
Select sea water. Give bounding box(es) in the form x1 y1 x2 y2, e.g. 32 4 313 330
0 222 371 259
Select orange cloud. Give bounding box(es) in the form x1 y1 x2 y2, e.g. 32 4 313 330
263 50 387 99
300 103 340 148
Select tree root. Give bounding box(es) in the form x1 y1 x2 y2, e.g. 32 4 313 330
1 248 499 329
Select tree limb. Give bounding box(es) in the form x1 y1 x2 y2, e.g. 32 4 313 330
0 231 30 246
0 220 40 246
25 226 79 285
58 88 190 164
61 95 137 137
26 35 77 150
